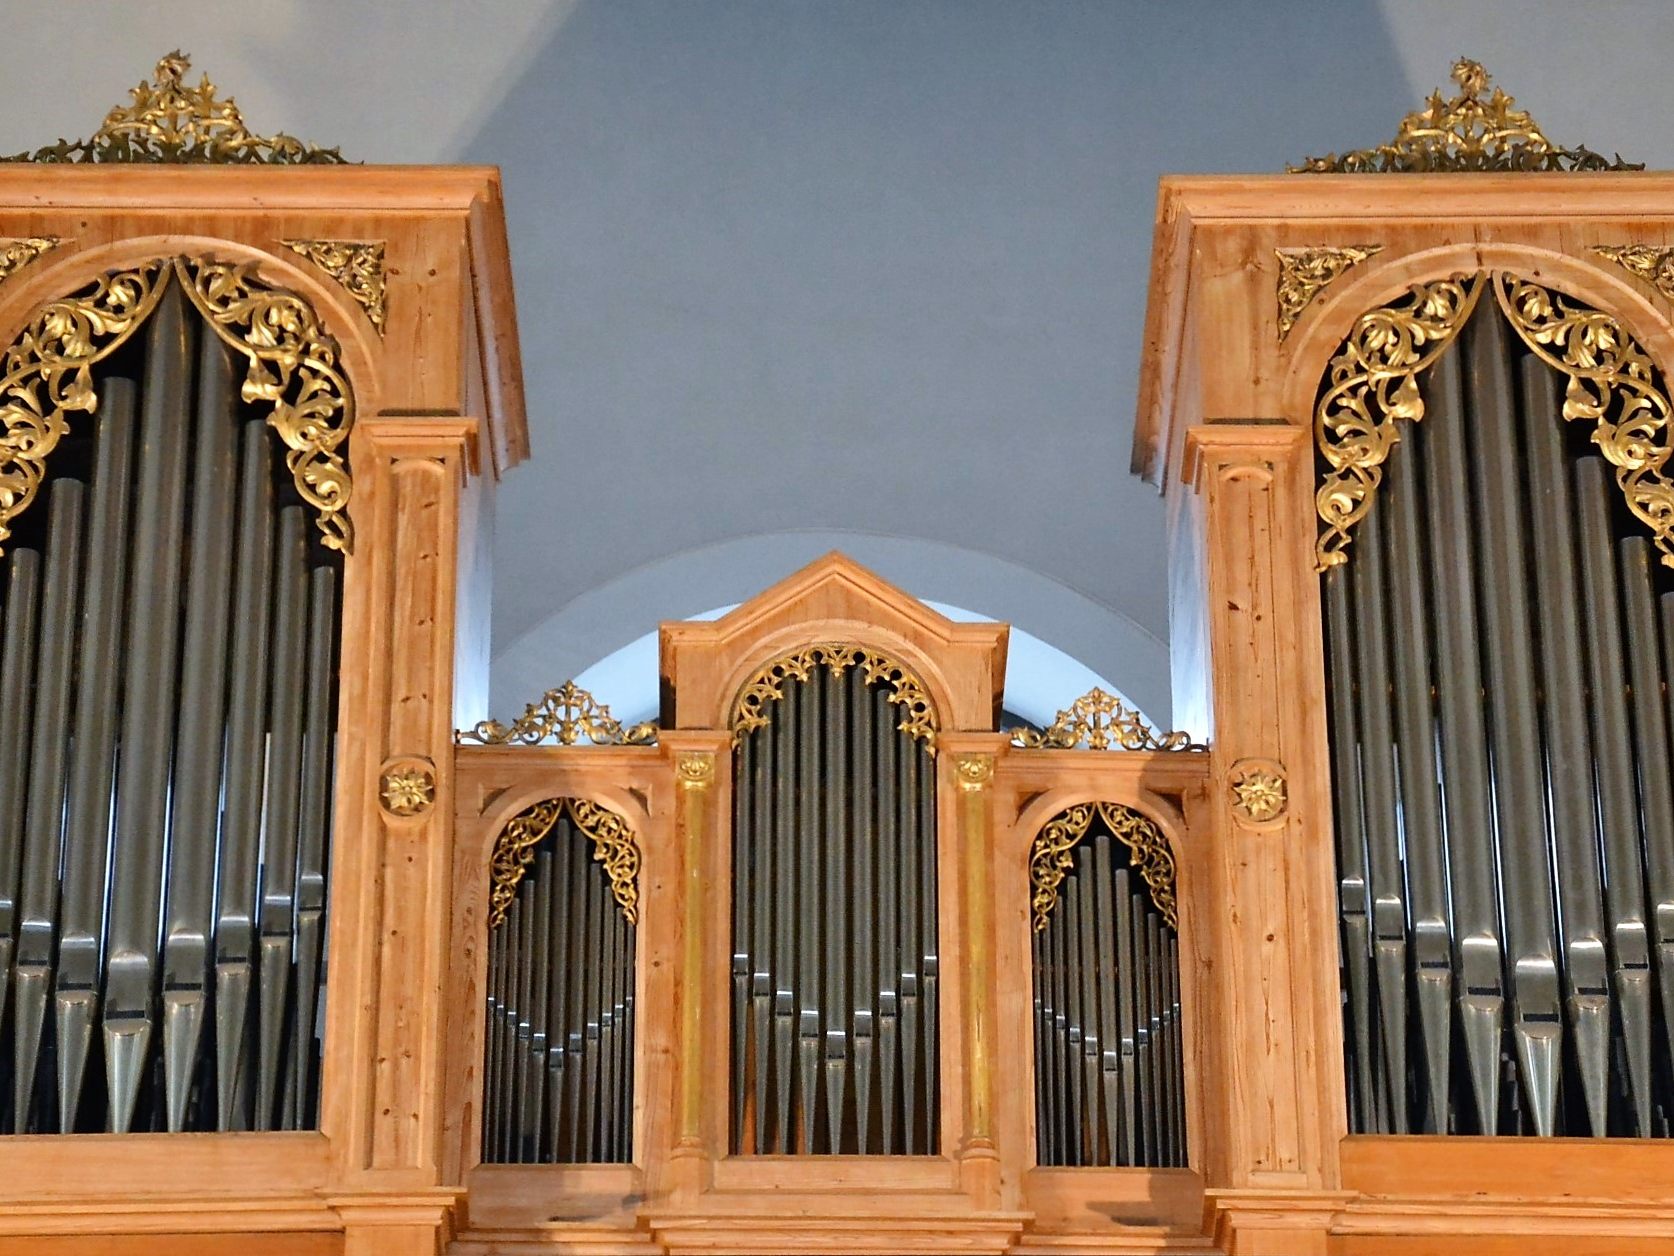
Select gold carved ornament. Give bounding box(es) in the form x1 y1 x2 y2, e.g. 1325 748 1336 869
489 797 641 928
1313 274 1484 571
0 261 171 554
0 257 353 556
380 765 435 817
3 52 346 164
1495 274 1674 568
281 240 386 335
175 258 354 552
458 680 658 746
1010 686 1200 751
1029 802 1177 932
0 238 61 288
1276 246 1382 342
1594 245 1674 305
1291 58 1639 174
1228 759 1288 825
730 643 938 752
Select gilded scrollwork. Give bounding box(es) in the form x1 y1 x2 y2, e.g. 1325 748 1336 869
281 240 386 335
1592 245 1674 304
488 797 641 928
1010 686 1199 752
0 260 170 554
458 679 658 747
3 52 345 165
0 238 61 288
1495 273 1674 568
176 257 354 553
1029 801 1177 932
1314 274 1483 570
1276 246 1382 342
730 643 938 752
1291 58 1638 174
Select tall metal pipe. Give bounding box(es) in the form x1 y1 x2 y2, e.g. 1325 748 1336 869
1380 427 1453 1133
1061 887 1084 1165
12 478 86 1132
580 837 603 1162
899 727 922 1155
160 334 238 1132
1418 344 1504 1132
1114 866 1137 1165
731 733 752 1149
1092 834 1123 1164
1467 306 1562 1135
1575 454 1655 1135
850 666 876 1153
528 850 554 1160
771 686 795 1154
749 725 773 1154
256 505 309 1130
1076 859 1101 1163
822 666 849 1151
542 818 574 1161
214 420 276 1129
1619 531 1674 1129
52 378 137 1131
0 547 41 1034
1519 356 1611 1136
291 563 338 1127
876 689 900 1155
1348 498 1408 1132
562 824 588 1161
794 678 821 1152
917 741 938 1154
105 282 194 1133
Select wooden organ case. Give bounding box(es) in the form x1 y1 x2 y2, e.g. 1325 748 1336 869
12 47 1674 1256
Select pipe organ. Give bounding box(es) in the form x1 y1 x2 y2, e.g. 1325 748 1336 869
9 46 1674 1256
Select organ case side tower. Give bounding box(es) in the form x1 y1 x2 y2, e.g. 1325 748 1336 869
1135 58 1674 1253
0 55 525 1256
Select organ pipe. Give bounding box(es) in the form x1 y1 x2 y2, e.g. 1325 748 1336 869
481 804 637 1164
728 656 940 1155
0 278 343 1136
1324 289 1674 1137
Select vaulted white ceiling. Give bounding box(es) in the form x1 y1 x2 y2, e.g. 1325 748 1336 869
6 1 1674 727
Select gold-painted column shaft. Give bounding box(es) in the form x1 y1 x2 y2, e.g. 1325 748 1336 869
954 752 997 1152
675 750 716 1147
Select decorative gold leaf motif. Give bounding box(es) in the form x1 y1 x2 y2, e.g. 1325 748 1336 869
1010 687 1199 752
489 797 641 928
281 240 386 335
1314 274 1483 570
1029 801 1177 932
1495 273 1674 568
730 643 938 753
176 257 354 553
3 51 346 165
458 680 658 747
379 766 435 817
1276 246 1382 342
1592 244 1674 305
0 260 169 555
1228 760 1288 825
0 238 61 288
1292 58 1639 174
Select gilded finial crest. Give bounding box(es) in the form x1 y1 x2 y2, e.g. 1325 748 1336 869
1291 58 1639 174
1010 687 1199 752
458 680 659 747
4 52 347 165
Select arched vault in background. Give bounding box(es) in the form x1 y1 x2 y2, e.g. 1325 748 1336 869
489 531 1173 729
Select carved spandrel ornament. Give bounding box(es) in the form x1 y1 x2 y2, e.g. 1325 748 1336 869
0 238 61 288
3 51 346 165
1592 245 1674 304
281 240 386 335
1291 58 1639 174
1276 245 1382 341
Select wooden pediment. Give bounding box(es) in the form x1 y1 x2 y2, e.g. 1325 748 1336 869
658 552 1008 733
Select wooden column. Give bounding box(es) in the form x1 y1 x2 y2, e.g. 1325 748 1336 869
1185 424 1350 1255
944 741 1005 1209
321 417 481 1249
655 734 731 1202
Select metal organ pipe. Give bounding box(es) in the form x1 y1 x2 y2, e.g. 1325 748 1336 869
0 276 343 1136
726 655 940 1155
1029 808 1185 1168
1325 289 1674 1138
